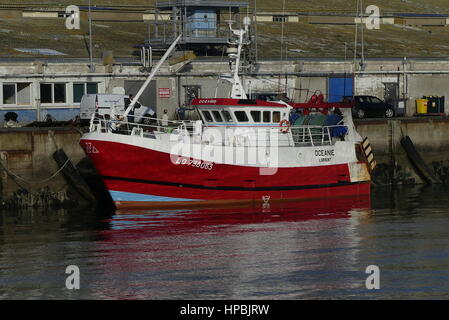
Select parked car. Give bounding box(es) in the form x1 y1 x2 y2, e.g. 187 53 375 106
347 95 395 119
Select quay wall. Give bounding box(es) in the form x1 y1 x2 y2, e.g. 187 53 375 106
355 118 449 186
0 127 88 209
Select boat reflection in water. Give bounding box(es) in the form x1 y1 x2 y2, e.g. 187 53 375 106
88 195 372 299
110 195 372 234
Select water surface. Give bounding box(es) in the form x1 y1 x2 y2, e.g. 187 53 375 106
1 186 449 299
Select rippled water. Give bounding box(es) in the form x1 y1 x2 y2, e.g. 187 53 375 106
1 186 449 300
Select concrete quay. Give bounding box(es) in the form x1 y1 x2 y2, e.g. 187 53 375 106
355 117 449 186
0 127 88 209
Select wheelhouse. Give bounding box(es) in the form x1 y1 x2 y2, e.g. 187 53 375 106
191 98 290 127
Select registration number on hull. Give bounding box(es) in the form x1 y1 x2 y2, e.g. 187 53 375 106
174 157 214 170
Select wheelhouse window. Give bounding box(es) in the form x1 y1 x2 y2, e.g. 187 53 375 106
222 110 233 122
263 111 271 123
73 82 98 103
40 83 67 104
273 111 281 123
212 110 223 122
234 111 249 122
2 83 31 105
201 110 213 122
250 111 261 122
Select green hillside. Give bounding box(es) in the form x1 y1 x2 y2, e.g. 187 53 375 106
0 0 448 59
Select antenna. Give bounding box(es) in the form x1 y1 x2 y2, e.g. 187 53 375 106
253 0 258 63
88 0 95 72
354 0 359 66
243 16 251 28
227 19 251 99
360 0 365 67
279 0 286 94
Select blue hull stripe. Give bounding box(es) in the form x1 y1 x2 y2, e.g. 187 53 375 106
109 190 198 202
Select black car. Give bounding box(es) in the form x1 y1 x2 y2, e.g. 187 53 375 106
348 95 395 119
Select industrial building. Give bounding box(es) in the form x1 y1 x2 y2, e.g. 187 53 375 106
2 56 449 124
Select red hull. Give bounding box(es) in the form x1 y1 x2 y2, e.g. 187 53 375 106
80 139 371 208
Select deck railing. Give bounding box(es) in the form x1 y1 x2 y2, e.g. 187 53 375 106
89 114 197 136
89 115 348 147
290 125 348 146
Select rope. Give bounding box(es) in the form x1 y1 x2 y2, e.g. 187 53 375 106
0 158 71 185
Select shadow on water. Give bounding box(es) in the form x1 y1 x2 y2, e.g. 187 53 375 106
0 206 111 243
372 184 449 213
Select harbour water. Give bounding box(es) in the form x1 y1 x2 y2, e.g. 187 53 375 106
1 185 449 300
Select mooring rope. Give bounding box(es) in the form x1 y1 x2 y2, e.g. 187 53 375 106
0 158 70 185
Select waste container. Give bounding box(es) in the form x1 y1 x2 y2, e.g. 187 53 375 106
416 99 428 114
437 96 445 113
424 96 438 113
423 96 445 113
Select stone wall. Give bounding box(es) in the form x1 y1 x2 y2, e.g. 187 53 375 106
355 118 449 186
0 127 88 208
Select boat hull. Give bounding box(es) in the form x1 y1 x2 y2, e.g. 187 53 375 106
107 183 370 209
80 136 371 209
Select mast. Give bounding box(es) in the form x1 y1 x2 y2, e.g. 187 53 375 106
228 17 251 99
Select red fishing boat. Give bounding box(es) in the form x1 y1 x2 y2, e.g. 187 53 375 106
79 20 375 209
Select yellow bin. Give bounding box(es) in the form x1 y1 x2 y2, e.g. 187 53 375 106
416 99 428 114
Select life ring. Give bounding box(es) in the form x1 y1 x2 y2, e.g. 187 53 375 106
279 119 291 133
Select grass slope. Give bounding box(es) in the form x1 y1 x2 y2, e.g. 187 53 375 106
0 0 448 58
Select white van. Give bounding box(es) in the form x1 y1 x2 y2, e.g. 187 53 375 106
80 94 155 123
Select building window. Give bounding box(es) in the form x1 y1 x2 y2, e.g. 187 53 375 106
2 83 31 105
73 84 84 103
3 84 16 104
273 16 287 22
40 84 52 103
40 83 67 104
73 82 98 103
54 83 66 103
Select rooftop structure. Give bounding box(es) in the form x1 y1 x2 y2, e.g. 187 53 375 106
147 0 249 51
